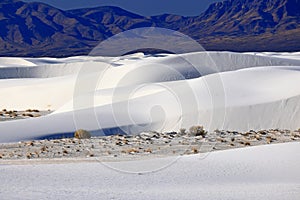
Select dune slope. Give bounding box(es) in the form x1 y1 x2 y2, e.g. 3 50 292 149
1 52 300 142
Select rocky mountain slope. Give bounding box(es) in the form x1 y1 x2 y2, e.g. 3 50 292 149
0 0 299 56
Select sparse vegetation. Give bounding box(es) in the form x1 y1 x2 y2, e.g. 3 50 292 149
179 128 186 135
122 148 139 154
191 147 199 154
144 148 152 153
74 129 91 139
0 128 299 161
189 125 207 137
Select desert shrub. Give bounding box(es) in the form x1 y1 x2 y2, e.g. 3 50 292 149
179 128 186 135
74 129 91 139
191 147 199 154
189 125 207 136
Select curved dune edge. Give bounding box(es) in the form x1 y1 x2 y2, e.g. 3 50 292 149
1 52 300 142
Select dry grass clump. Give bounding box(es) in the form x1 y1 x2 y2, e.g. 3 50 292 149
189 125 207 136
191 147 199 154
26 109 40 112
244 141 251 146
266 136 272 144
179 128 186 135
74 129 91 139
144 148 152 153
122 148 140 154
23 113 34 117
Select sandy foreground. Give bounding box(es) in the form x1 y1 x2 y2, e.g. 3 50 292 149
0 122 299 199
0 142 299 200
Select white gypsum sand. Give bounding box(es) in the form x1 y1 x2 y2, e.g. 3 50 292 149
0 142 299 200
1 52 300 142
0 52 300 199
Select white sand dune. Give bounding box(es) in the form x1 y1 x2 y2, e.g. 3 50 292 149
0 57 36 68
1 52 300 79
0 142 299 199
1 52 300 142
245 52 300 60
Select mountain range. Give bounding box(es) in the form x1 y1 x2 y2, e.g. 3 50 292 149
0 0 299 57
